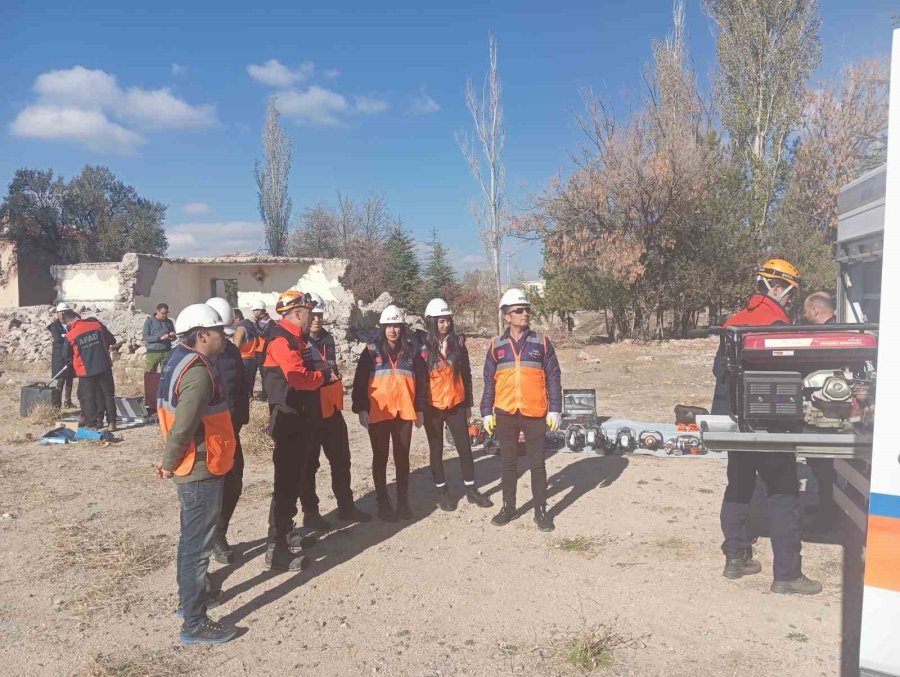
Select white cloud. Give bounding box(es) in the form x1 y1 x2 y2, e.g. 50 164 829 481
171 63 186 77
354 96 389 114
276 86 349 126
10 65 217 154
323 68 341 79
182 202 211 215
411 88 440 115
166 221 265 257
10 105 145 155
247 59 315 87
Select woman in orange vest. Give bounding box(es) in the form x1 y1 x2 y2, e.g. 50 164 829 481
418 298 493 511
351 305 427 522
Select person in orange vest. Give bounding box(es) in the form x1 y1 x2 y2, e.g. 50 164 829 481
352 305 427 522
233 307 263 398
261 290 332 571
481 288 562 532
61 309 118 430
714 258 822 595
298 293 372 529
154 303 237 645
418 298 492 511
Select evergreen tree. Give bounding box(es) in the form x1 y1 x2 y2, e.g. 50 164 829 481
383 224 423 309
423 228 459 303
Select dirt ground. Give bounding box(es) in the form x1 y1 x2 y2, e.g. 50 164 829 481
0 337 853 676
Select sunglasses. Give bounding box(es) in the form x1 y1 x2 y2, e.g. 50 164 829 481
508 307 531 315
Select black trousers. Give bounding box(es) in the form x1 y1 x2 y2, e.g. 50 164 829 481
424 404 475 487
496 412 547 507
243 359 258 398
368 417 413 506
78 370 116 428
255 354 267 399
217 424 244 539
56 369 74 405
300 412 354 515
267 415 313 542
720 450 802 581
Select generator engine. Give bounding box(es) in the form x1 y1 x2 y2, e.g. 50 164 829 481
803 369 875 431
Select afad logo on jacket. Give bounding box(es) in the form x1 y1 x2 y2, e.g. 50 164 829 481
528 348 541 359
496 348 506 358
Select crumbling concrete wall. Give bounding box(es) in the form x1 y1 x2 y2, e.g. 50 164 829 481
52 262 122 308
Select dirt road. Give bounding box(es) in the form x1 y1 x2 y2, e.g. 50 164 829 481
0 338 848 676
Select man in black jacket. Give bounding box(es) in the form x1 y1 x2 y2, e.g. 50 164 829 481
62 310 118 430
47 303 75 408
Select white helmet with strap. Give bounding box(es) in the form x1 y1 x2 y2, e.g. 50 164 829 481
499 288 530 310
424 298 452 318
308 292 326 316
174 303 226 336
379 305 405 325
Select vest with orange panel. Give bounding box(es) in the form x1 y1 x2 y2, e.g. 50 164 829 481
490 332 549 418
237 319 262 359
419 339 465 411
306 331 344 418
367 343 417 423
66 318 113 377
157 344 236 477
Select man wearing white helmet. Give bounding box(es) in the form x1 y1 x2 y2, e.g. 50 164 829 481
251 299 273 400
352 304 427 521
47 302 75 408
204 298 251 565
481 288 562 532
418 298 492 511
297 292 372 528
155 303 237 645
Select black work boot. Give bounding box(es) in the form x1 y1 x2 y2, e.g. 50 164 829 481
265 540 310 571
723 549 763 580
397 500 414 520
534 505 555 532
465 486 493 508
287 528 317 550
437 486 455 512
211 534 234 565
179 618 237 645
337 504 372 522
377 498 397 522
771 575 823 595
303 512 332 531
491 503 516 526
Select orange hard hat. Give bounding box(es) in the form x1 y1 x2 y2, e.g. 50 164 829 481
756 258 801 289
275 290 315 315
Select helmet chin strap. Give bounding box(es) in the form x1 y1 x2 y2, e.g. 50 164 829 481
759 276 793 306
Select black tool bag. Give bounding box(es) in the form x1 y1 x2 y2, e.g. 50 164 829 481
20 383 62 417
674 404 709 425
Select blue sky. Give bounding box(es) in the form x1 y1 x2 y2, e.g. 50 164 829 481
1 0 895 279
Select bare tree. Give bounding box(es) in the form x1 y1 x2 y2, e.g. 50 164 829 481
458 34 506 334
703 0 821 235
255 96 293 256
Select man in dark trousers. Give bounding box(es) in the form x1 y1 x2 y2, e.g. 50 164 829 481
299 293 371 529
481 288 562 533
713 258 822 595
143 303 176 373
261 290 332 571
47 302 75 408
62 309 118 431
252 300 273 401
205 298 251 565
802 291 839 533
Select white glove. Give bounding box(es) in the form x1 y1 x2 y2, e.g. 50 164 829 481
358 411 369 428
546 412 562 432
483 414 496 435
415 411 424 428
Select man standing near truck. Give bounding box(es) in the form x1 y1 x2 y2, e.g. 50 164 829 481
714 258 822 595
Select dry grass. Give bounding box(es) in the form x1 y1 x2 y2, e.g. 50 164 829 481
48 518 171 617
75 649 189 677
554 536 603 557
3 431 36 445
26 401 62 428
560 617 647 672
242 400 273 458
113 364 146 399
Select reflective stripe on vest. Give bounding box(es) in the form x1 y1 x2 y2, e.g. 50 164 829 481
306 334 344 418
420 343 465 411
491 332 548 417
367 343 416 423
157 345 236 477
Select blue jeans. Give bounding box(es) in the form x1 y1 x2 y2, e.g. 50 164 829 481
176 477 224 629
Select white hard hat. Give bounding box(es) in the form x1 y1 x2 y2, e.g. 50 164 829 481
499 288 530 310
308 292 326 315
250 299 267 311
379 304 405 325
174 303 227 336
425 298 452 318
55 302 70 312
205 298 236 335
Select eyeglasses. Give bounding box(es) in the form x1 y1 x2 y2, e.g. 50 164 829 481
508 307 530 315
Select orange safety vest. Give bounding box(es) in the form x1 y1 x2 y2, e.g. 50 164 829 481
419 340 465 411
367 343 417 424
306 331 344 418
157 345 236 477
237 320 262 359
490 332 549 418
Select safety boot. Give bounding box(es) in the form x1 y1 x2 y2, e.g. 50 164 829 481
466 486 493 508
265 540 310 571
377 498 397 522
303 511 332 531
491 503 516 526
337 504 372 522
534 505 555 532
437 487 455 512
211 534 234 565
723 549 763 580
771 575 823 595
